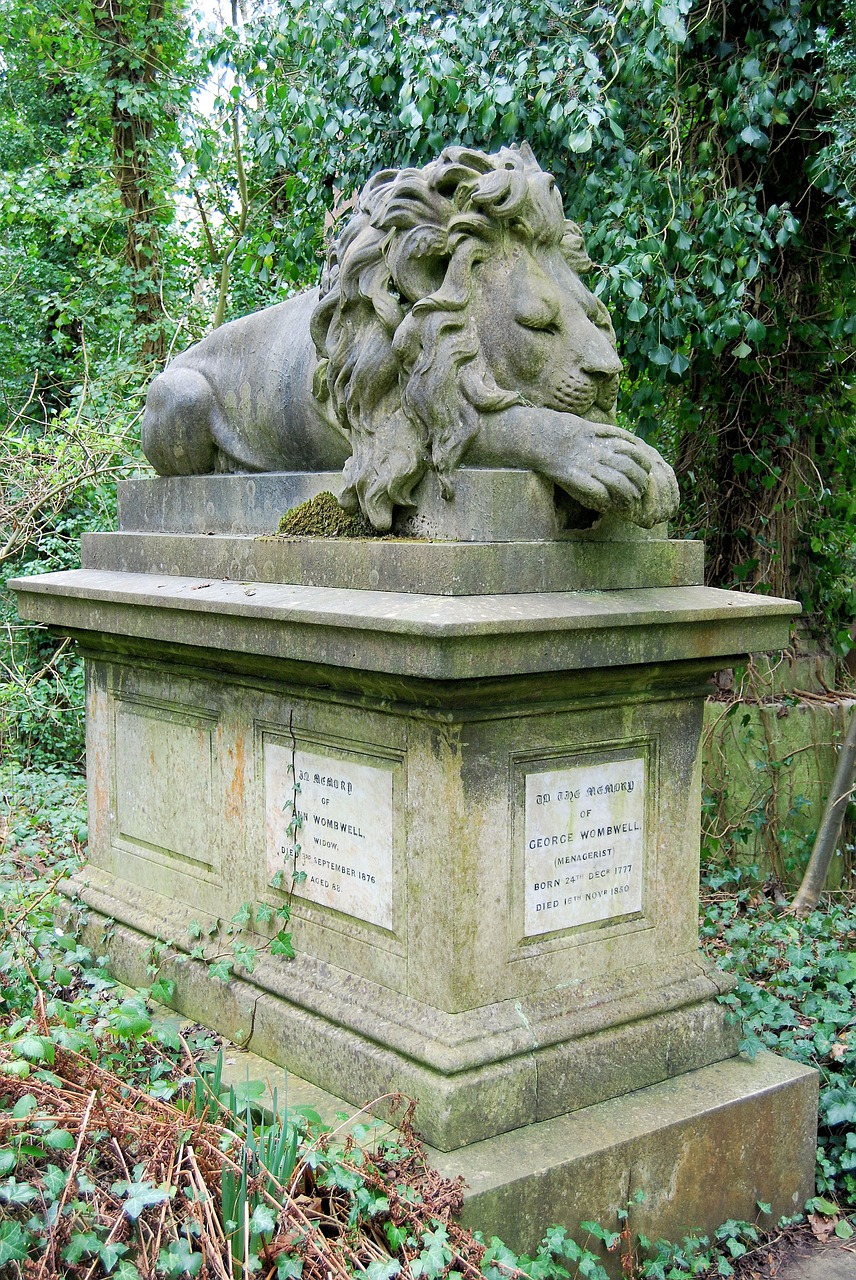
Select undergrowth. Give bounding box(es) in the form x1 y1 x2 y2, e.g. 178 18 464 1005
701 864 856 1207
2 769 854 1278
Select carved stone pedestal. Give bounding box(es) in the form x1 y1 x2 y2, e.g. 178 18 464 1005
11 473 817 1254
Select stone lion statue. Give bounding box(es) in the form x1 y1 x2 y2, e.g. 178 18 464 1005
142 142 678 532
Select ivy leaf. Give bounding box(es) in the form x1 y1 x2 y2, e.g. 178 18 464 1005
822 1088 856 1127
114 1260 143 1280
0 1222 30 1265
45 1128 75 1150
0 1178 39 1205
208 959 233 982
62 1231 102 1264
650 343 673 365
811 1196 842 1216
271 931 296 959
277 1258 305 1280
249 1203 277 1235
157 1237 203 1277
150 976 176 1005
740 124 767 148
366 1261 400 1280
112 1179 170 1219
385 1223 409 1251
411 1226 453 1278
744 318 766 345
100 1240 130 1272
107 999 152 1038
43 1163 68 1199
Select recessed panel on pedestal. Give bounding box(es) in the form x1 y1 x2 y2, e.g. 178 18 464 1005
523 755 646 936
114 697 218 873
265 740 394 930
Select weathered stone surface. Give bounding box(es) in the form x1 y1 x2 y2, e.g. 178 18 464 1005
117 470 671 543
12 570 796 681
118 471 345 536
14 548 805 1159
392 470 665 542
140 145 679 533
82 529 704 595
430 1052 818 1265
64 886 741 1150
23 569 796 1150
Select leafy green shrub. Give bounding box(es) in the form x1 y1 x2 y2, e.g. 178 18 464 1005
0 424 137 770
702 866 856 1205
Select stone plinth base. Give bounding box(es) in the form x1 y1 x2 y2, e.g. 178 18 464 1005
13 565 800 1153
432 1051 817 1265
115 469 667 543
12 474 814 1253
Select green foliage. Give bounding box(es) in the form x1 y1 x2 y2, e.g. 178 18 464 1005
4 740 856 1280
0 0 195 408
227 0 856 635
0 767 189 1084
1 466 129 769
702 866 856 1204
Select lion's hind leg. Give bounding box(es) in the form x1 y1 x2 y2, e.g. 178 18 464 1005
141 366 221 476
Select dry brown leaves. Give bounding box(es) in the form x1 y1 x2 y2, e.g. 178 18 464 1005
0 1038 484 1280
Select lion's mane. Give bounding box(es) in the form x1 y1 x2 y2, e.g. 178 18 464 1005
309 144 595 530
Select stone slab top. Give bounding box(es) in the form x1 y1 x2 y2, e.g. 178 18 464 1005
83 529 705 596
13 567 797 636
12 567 799 681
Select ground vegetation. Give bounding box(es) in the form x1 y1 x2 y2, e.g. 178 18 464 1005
1 768 855 1277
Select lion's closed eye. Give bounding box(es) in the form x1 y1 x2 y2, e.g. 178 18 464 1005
516 300 562 335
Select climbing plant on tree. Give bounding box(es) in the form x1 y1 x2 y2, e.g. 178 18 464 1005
0 0 193 412
89 0 191 359
231 0 855 646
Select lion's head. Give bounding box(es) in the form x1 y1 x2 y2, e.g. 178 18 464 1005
309 143 626 531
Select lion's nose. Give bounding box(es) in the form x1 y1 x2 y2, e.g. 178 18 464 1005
583 363 622 385
581 345 623 380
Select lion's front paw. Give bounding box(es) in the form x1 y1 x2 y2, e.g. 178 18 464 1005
629 451 680 528
555 423 679 528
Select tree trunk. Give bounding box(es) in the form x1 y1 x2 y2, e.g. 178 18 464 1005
91 0 169 360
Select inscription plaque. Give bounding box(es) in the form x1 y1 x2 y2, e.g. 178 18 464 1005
265 742 394 929
524 756 645 935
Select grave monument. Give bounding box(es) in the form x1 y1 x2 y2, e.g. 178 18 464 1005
12 143 817 1258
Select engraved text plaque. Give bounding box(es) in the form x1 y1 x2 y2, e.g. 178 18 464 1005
524 757 645 935
266 743 394 929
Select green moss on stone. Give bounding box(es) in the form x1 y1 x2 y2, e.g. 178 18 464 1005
277 492 376 538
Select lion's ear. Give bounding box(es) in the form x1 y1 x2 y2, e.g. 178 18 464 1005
518 140 538 167
387 226 449 302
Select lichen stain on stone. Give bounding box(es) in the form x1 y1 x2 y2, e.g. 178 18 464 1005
88 680 110 825
224 730 247 822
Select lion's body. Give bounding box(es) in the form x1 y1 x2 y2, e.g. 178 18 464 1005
141 144 678 531
142 290 349 476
